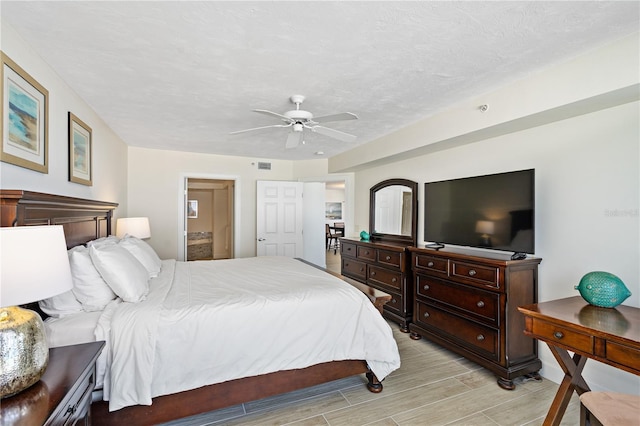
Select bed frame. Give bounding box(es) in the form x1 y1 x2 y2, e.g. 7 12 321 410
0 190 382 425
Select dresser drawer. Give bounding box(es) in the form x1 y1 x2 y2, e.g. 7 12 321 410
377 249 402 268
605 340 640 372
384 289 403 314
368 265 402 291
415 275 499 324
357 246 376 261
341 241 357 258
341 258 367 280
415 301 499 360
414 254 448 276
49 366 95 425
450 260 500 289
531 319 594 354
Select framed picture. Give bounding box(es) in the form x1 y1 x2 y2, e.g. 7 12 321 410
325 202 342 220
1 52 48 173
187 200 198 218
68 112 92 186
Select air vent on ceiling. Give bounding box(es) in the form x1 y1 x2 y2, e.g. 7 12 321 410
257 162 271 170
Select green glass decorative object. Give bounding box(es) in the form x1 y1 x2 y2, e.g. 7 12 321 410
360 230 370 241
575 271 631 308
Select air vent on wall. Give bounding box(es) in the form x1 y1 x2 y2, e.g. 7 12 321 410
257 162 271 170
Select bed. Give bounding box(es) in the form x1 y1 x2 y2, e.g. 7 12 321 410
0 190 400 425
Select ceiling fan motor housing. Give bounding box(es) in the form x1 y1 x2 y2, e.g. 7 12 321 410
284 110 314 122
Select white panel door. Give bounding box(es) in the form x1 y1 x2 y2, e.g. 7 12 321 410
256 180 304 257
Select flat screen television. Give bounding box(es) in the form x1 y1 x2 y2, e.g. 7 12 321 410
424 169 535 254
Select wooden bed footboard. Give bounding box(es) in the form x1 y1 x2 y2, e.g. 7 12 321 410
92 360 379 426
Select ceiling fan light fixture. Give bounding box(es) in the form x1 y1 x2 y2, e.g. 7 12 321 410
293 123 304 132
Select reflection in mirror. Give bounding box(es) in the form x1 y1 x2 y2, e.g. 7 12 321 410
374 185 413 236
369 179 418 245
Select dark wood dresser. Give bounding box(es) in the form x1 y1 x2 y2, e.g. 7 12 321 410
408 246 542 389
341 238 413 331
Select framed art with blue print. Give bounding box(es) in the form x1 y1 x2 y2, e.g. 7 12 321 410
1 52 48 173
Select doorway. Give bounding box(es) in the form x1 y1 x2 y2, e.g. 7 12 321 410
186 178 234 261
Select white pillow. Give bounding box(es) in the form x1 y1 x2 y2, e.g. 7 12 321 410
118 235 162 278
39 290 83 318
87 235 120 247
68 246 117 311
89 244 149 303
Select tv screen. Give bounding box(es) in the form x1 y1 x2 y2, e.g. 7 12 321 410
424 169 535 254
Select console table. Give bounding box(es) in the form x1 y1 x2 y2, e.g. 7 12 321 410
0 341 104 426
518 297 640 426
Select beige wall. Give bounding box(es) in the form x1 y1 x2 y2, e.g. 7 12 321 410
0 21 128 213
127 147 329 259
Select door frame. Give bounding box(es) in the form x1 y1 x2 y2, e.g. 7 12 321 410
178 173 241 261
299 173 355 239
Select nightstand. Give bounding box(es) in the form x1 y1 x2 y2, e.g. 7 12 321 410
1 341 104 426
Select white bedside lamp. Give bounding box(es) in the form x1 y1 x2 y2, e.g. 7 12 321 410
0 225 73 398
116 217 151 239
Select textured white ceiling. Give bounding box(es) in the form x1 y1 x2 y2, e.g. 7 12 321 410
2 1 638 160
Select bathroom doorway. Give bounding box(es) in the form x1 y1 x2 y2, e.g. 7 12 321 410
186 178 234 261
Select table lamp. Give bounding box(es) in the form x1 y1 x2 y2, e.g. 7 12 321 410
116 217 151 239
0 225 73 398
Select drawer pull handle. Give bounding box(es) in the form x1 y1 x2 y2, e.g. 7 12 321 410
392 277 397 283
476 301 485 308
423 312 430 318
427 261 434 267
386 255 391 261
347 247 352 251
371 271 376 276
553 331 564 339
66 404 77 415
476 334 485 341
365 251 370 255
423 284 430 291
392 299 397 303
468 269 477 276
360 267 365 272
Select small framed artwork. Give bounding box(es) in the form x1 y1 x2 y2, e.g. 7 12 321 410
1 52 49 173
187 200 198 218
68 112 92 186
325 202 342 220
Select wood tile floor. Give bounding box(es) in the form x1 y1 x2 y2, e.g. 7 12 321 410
162 251 580 426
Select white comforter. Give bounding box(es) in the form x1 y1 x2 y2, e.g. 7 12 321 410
95 256 400 411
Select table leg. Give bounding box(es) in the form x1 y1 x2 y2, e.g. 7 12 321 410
543 344 591 426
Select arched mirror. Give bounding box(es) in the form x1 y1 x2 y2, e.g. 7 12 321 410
369 178 418 246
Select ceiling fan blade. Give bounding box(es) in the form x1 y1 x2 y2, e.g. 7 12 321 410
310 125 357 143
229 123 291 135
252 109 293 122
285 130 303 149
312 112 358 123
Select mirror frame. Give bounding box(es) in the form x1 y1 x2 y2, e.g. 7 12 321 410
369 178 418 246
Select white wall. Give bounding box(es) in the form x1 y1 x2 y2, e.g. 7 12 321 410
127 147 329 260
0 21 128 211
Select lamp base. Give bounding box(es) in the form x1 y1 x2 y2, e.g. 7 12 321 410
0 306 49 399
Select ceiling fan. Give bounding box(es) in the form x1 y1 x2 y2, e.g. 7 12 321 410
230 95 358 149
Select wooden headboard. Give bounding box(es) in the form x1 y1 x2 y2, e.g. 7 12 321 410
0 190 119 248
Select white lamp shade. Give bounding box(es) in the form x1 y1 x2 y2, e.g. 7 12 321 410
116 217 151 239
475 220 495 235
0 225 73 307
